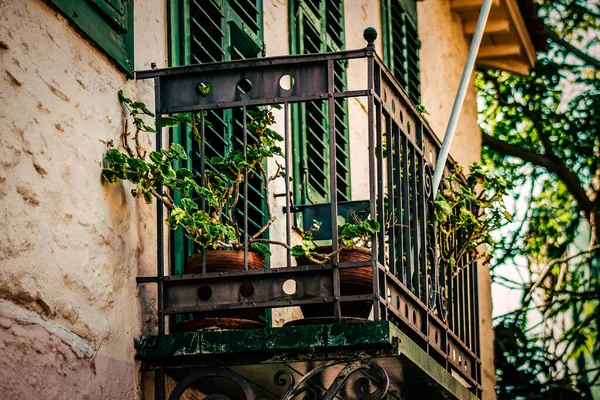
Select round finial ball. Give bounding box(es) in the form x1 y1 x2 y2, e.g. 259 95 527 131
363 27 378 44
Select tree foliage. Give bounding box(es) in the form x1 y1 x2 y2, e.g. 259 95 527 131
477 0 600 397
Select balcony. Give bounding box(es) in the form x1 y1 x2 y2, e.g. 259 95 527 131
135 29 480 400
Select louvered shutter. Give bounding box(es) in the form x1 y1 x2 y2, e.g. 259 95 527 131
291 0 351 204
382 0 421 104
169 0 267 275
45 0 134 76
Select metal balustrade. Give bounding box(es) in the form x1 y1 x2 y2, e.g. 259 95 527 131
136 28 482 397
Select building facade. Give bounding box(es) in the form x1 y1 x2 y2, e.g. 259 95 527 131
0 0 540 399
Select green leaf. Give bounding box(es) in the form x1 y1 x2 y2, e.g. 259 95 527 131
197 82 211 96
291 245 305 257
435 196 452 216
176 168 193 179
158 164 176 179
149 151 163 164
181 198 198 210
171 143 187 160
250 242 271 256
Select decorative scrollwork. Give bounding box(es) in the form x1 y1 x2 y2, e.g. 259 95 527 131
279 360 340 400
167 360 389 400
424 163 447 321
274 370 295 390
275 370 319 399
277 360 389 400
167 368 257 400
323 361 389 400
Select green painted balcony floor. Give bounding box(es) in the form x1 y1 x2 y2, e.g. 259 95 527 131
136 321 477 399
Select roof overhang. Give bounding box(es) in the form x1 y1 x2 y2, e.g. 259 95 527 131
450 0 545 75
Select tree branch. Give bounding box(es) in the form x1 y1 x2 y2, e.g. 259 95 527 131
248 238 291 250
482 132 593 213
523 244 600 303
547 30 600 69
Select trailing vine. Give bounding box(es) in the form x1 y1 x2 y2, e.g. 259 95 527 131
435 163 512 276
102 91 289 256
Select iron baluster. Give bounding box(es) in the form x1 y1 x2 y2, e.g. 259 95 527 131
284 103 292 268
242 105 249 270
366 29 380 321
200 111 207 275
327 59 341 322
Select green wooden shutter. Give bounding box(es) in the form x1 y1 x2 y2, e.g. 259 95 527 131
290 0 351 205
168 0 266 276
45 0 134 77
382 0 420 104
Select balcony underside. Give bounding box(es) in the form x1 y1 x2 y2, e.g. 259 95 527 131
136 321 477 399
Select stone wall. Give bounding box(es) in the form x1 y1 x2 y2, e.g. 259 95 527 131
0 0 166 398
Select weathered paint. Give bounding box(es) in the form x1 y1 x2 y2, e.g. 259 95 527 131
136 321 395 360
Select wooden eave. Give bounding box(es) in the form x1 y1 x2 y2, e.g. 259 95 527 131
450 0 541 75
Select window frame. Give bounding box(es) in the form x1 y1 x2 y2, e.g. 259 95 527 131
288 0 351 207
381 0 421 104
167 0 267 276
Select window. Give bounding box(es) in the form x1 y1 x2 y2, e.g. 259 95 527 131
382 0 421 104
45 0 134 77
168 0 266 273
290 0 351 204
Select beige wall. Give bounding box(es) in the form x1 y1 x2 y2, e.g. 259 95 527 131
0 0 165 398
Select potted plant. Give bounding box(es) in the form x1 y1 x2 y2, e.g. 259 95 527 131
291 213 381 321
102 91 287 329
434 163 512 276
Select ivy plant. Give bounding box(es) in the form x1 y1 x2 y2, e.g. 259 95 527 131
291 213 381 264
102 91 286 256
435 163 512 275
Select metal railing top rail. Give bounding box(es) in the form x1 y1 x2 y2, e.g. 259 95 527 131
137 48 371 78
135 38 459 172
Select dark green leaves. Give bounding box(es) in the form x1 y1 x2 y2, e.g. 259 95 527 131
250 242 271 257
337 211 381 248
197 82 211 96
118 90 155 133
434 163 511 269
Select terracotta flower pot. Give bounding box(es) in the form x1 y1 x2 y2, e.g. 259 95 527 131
295 245 373 320
172 250 265 332
187 250 265 274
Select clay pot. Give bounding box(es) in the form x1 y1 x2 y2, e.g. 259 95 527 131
187 250 265 274
172 250 265 332
295 246 373 319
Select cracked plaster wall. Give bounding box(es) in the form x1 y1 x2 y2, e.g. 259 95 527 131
0 0 166 398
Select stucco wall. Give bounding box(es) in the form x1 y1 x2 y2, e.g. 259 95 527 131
0 0 166 398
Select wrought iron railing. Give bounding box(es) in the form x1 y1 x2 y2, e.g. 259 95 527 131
136 28 481 397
